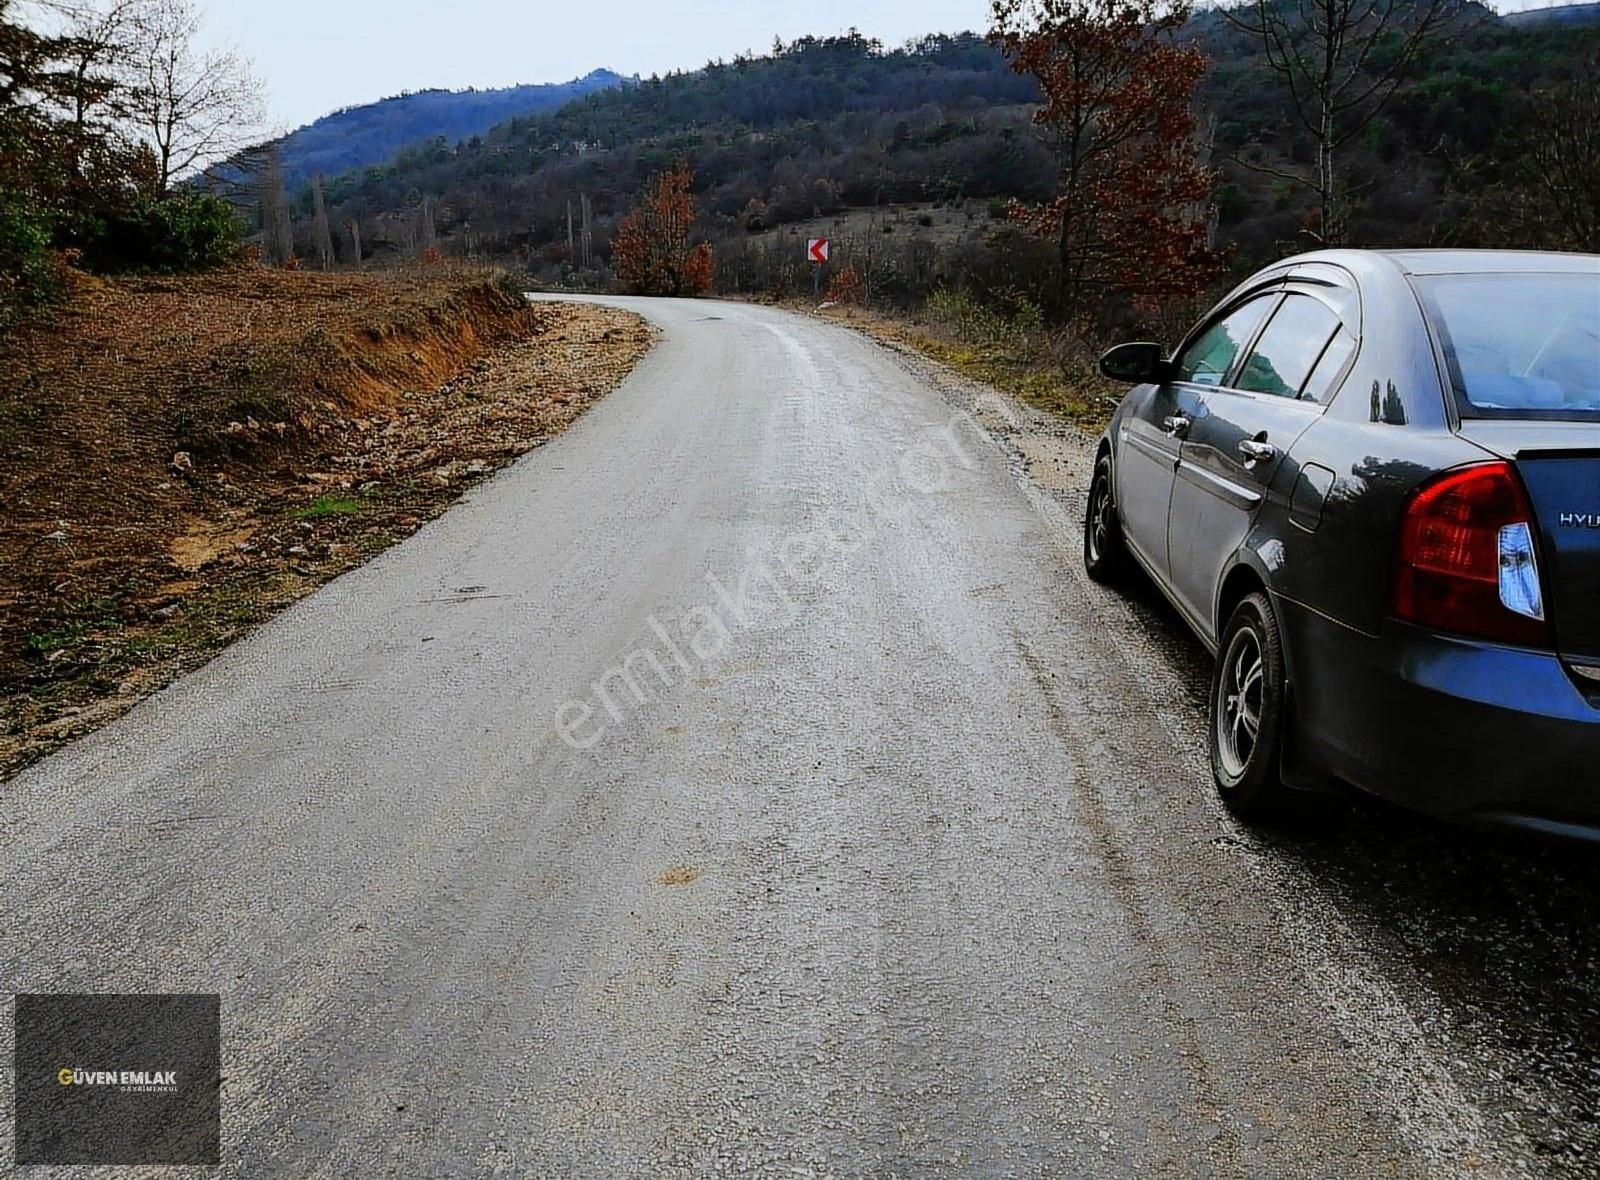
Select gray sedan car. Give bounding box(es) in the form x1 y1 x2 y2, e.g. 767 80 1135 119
1088 249 1600 837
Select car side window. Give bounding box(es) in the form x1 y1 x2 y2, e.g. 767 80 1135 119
1301 326 1356 404
1235 294 1342 399
1174 296 1276 386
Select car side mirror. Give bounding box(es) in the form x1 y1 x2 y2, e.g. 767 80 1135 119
1099 341 1173 384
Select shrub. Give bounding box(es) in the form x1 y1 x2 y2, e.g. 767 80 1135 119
826 264 866 305
1215 182 1249 226
0 189 60 328
927 287 1044 351
79 193 245 274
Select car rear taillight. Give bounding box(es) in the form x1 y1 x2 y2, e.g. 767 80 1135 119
1393 461 1551 649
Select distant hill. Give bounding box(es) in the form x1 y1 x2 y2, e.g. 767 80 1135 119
1503 2 1600 27
271 69 627 187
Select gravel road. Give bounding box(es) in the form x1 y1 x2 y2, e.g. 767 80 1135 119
3 297 1597 1177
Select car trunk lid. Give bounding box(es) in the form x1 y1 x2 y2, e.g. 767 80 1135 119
1457 420 1600 668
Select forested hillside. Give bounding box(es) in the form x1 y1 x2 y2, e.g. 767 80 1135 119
266 7 1599 305
296 33 1049 264
265 69 627 189
1196 4 1599 260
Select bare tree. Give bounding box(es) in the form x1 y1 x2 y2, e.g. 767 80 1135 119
416 195 436 257
257 140 292 264
347 218 362 269
580 191 592 268
1222 0 1468 244
1508 63 1600 252
310 172 334 268
51 0 141 154
125 0 264 191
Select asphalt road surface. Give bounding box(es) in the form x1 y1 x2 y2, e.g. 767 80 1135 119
3 297 1598 1178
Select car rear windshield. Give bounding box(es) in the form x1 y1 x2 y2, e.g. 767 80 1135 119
1415 272 1600 419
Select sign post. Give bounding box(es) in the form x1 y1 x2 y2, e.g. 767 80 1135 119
807 238 830 301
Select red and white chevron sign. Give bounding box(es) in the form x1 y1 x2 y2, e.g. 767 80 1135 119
807 238 830 264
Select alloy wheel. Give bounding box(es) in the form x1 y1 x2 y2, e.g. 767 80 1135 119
1088 476 1112 562
1217 625 1265 779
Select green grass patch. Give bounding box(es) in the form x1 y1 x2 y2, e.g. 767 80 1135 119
23 587 135 658
293 493 364 520
355 530 399 557
25 623 94 656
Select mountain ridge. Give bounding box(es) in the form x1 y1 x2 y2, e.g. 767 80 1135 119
268 68 628 187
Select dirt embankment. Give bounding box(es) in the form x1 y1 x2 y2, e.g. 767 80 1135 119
0 268 652 777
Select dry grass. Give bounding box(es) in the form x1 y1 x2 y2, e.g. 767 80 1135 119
814 297 1123 429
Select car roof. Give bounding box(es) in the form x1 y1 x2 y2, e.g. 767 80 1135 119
1278 248 1600 277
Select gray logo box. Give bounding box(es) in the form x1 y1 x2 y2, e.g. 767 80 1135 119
14 994 221 1165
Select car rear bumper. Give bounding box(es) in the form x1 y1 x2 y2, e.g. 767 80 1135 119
1281 600 1600 836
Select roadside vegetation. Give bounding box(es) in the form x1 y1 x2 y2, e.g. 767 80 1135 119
823 290 1121 427
0 3 665 779
920 290 1120 425
611 159 715 296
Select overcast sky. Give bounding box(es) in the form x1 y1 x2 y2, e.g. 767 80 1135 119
197 0 1554 133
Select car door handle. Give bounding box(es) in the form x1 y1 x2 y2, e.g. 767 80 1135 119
1237 438 1277 463
1162 415 1191 438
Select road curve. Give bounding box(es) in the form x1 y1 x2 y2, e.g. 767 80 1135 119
1 297 1591 1177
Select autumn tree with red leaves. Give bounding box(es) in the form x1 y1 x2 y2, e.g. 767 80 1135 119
612 160 715 296
826 264 866 305
990 0 1220 323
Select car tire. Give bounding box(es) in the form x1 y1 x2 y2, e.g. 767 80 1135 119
1084 452 1130 585
1210 592 1292 816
